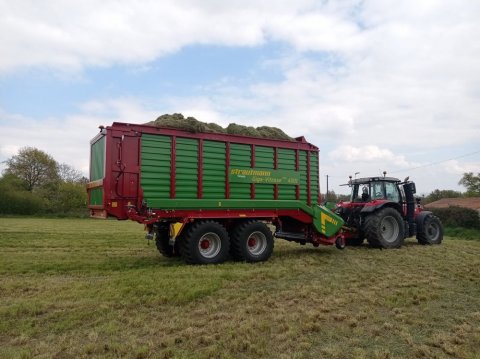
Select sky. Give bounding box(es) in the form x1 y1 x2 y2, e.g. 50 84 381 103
0 0 479 195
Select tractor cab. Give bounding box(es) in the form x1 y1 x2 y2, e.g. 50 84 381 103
349 176 402 204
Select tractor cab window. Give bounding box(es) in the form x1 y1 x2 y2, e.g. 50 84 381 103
371 182 384 200
385 182 400 202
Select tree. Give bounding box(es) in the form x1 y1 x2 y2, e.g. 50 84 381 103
459 172 480 196
58 163 84 183
322 190 350 203
3 147 59 191
423 189 463 204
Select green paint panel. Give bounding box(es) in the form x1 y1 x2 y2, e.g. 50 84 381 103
145 198 315 215
89 136 105 206
277 148 296 200
89 187 103 205
139 133 320 209
299 151 308 202
176 138 198 199
312 205 344 237
202 141 226 199
254 146 274 199
230 143 251 199
141 134 172 202
310 152 319 205
90 136 105 181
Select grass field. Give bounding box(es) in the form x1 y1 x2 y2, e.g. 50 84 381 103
0 218 479 359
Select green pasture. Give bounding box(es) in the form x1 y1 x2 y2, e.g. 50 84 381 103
0 218 479 358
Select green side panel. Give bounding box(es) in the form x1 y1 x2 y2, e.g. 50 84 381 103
90 136 105 181
176 138 198 199
255 146 274 200
146 198 315 215
89 187 103 206
298 151 308 202
202 141 226 199
229 143 251 199
141 134 172 202
312 205 344 237
277 148 296 200
310 152 319 205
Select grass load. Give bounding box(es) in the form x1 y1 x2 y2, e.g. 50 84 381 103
146 113 294 141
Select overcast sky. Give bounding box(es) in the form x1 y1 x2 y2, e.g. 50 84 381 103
1 0 479 195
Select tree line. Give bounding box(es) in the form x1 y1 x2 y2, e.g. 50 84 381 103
0 147 88 216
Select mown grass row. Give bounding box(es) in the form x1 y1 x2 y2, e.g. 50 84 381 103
0 218 479 358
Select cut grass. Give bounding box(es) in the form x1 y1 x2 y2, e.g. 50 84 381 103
0 217 479 358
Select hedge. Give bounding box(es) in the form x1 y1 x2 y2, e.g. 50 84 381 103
428 206 480 229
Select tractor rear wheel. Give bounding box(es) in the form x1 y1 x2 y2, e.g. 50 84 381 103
180 221 230 264
230 220 274 262
417 214 443 245
364 207 405 248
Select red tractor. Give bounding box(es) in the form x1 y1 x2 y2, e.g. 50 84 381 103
335 175 443 248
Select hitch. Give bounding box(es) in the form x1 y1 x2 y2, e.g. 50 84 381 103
144 224 154 242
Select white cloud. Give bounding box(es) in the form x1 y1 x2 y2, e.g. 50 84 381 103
443 160 480 176
329 145 410 166
0 99 157 174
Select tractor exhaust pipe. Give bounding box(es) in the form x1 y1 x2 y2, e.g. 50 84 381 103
403 182 416 236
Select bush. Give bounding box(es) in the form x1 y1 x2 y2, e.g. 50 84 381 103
428 206 480 229
0 187 44 215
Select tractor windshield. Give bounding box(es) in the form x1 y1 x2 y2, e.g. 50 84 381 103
350 181 400 202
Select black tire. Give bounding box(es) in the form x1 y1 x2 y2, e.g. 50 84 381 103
364 207 405 248
417 214 443 245
230 220 274 262
181 221 230 264
335 237 346 250
155 223 175 257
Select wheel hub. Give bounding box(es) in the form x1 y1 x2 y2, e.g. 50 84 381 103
246 231 267 255
197 232 221 259
380 216 399 243
200 239 210 250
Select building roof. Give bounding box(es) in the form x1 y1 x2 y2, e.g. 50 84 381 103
425 197 480 211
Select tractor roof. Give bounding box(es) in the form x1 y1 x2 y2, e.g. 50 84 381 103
347 176 401 186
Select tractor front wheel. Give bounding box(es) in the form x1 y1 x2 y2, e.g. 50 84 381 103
417 214 443 245
364 207 405 248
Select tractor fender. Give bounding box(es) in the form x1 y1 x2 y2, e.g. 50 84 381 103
359 201 403 215
415 210 433 228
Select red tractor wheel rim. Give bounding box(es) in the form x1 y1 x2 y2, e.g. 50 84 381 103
200 239 210 250
248 238 257 247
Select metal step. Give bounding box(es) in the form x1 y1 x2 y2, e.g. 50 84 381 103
275 231 306 241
